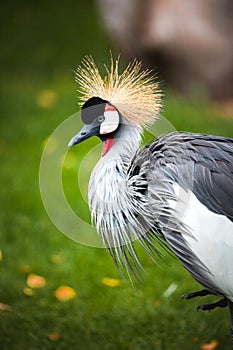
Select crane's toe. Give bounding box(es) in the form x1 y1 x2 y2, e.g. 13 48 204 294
196 298 228 312
181 289 212 300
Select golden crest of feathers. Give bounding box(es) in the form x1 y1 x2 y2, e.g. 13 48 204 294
75 54 163 127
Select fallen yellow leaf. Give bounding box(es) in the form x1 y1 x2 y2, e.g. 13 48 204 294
48 333 60 341
0 303 12 312
102 277 121 287
201 339 219 350
50 254 63 264
0 250 3 262
23 287 35 296
54 286 76 301
27 273 46 289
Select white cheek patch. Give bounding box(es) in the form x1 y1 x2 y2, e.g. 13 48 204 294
100 107 119 135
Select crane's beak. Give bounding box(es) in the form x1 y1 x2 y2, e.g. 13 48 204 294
68 124 99 147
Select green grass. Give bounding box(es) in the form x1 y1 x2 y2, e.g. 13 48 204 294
0 2 233 350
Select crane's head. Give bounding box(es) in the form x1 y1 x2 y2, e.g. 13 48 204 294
68 54 162 155
68 96 121 156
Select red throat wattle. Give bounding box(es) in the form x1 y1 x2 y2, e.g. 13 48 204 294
101 137 115 156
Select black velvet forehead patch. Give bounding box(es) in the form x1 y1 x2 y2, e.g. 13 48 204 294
81 97 108 124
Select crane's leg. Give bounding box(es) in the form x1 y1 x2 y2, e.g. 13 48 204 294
181 289 213 300
181 289 228 311
228 300 233 349
182 292 233 347
196 298 227 311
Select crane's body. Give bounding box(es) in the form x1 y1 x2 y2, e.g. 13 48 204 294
88 128 233 303
68 55 233 344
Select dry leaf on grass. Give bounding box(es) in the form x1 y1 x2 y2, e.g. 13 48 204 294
0 303 12 312
23 287 35 296
102 277 121 287
27 273 46 289
54 286 76 301
50 254 63 264
48 333 60 341
201 339 218 350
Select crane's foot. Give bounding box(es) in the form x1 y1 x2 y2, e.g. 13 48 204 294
181 289 213 300
196 298 228 312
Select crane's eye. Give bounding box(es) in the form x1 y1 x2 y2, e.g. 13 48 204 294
98 115 105 123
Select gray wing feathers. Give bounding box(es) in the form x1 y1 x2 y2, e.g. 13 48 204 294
127 132 233 291
149 133 233 221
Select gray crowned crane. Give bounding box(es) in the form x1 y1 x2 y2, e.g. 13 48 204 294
68 55 233 345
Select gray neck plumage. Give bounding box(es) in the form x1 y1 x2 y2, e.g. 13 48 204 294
88 119 142 247
102 120 142 163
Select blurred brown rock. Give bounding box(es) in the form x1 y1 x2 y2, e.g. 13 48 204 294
97 0 233 100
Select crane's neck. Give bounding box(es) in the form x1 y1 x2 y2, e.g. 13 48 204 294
101 119 142 160
88 120 142 247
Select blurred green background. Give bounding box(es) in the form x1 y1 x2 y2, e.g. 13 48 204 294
0 1 232 350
